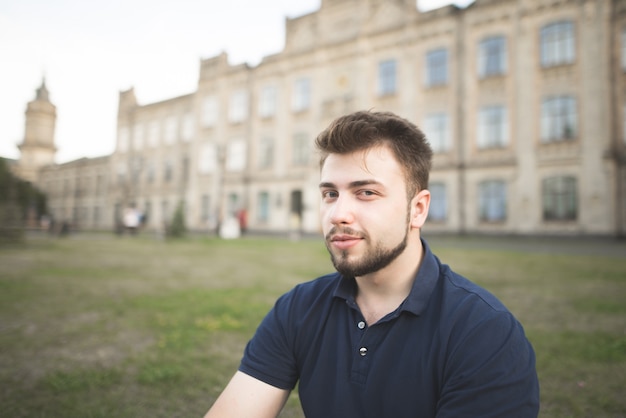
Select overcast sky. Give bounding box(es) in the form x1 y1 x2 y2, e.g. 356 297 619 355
0 0 473 163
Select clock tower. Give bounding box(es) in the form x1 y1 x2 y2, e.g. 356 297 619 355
16 78 57 183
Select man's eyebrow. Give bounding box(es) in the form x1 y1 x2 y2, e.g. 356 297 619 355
318 180 383 189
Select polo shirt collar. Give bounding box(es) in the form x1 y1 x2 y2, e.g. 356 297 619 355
333 238 440 317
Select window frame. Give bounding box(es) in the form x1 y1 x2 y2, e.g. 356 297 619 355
292 132 309 166
259 85 278 118
541 95 577 143
292 78 311 112
425 48 448 87
257 191 270 222
226 139 247 172
428 182 447 222
478 180 507 222
181 113 194 142
228 90 249 123
378 59 397 96
424 113 451 153
540 21 575 68
542 176 577 221
201 95 218 127
163 116 178 145
257 136 274 169
477 105 509 149
478 35 507 78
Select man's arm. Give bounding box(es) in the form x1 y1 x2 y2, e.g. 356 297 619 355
204 371 290 418
436 313 539 417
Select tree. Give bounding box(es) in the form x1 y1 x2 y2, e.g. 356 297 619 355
0 158 48 244
168 200 186 238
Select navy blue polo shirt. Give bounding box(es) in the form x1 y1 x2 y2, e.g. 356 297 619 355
239 239 539 417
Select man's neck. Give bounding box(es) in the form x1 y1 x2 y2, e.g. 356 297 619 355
355 238 424 325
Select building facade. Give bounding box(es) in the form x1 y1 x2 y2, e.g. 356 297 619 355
21 0 626 236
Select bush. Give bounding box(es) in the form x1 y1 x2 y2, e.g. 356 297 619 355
167 201 186 238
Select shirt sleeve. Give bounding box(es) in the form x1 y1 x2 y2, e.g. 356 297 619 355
436 311 540 417
238 291 299 390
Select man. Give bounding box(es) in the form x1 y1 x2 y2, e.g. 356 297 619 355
205 111 539 417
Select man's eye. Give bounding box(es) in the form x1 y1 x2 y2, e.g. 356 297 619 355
359 190 377 197
322 191 338 199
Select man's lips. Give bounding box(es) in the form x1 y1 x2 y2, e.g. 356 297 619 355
329 234 363 250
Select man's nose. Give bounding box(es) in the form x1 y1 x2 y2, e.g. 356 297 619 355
329 195 355 225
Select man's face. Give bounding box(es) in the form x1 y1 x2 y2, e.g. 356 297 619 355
319 146 412 277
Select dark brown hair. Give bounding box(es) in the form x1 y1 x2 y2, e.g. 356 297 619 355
315 110 433 197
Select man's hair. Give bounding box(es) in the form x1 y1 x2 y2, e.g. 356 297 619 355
315 110 433 197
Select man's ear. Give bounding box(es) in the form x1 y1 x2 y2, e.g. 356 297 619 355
410 189 430 230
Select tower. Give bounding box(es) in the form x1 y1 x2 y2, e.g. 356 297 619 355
16 78 57 183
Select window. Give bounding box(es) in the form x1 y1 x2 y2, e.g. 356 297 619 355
148 120 159 148
428 183 447 222
131 156 142 183
226 139 246 172
162 200 170 223
164 116 178 145
425 48 448 87
117 127 129 153
424 113 450 153
478 180 507 222
146 160 155 183
181 113 194 142
181 155 189 184
292 78 311 112
133 123 144 151
542 176 577 220
229 90 249 123
541 96 577 142
257 191 270 222
258 137 274 169
478 36 507 78
478 105 508 148
201 194 210 222
163 159 173 182
378 59 397 96
541 21 575 67
144 201 151 226
259 85 278 118
292 133 309 165
228 193 239 216
199 143 217 174
202 95 218 127
116 163 126 185
95 175 103 194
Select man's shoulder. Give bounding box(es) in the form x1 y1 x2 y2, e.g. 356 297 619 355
277 272 341 305
289 272 341 297
437 263 509 314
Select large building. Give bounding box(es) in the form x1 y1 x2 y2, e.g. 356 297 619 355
17 0 626 237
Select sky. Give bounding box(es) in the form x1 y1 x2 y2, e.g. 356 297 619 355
0 0 473 164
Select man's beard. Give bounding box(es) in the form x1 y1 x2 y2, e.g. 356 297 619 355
325 222 409 278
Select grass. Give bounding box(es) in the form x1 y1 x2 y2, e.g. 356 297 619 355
0 233 624 417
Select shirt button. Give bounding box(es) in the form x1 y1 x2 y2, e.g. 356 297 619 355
359 347 367 356
357 321 365 329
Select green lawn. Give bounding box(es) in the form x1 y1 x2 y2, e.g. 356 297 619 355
0 233 624 417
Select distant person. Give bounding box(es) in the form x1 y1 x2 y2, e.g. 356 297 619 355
205 111 539 418
237 209 247 235
123 206 140 235
59 220 70 237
